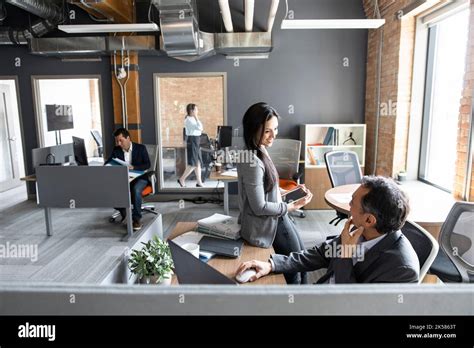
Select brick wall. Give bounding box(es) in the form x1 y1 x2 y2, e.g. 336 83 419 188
454 0 474 201
363 0 417 177
158 76 224 148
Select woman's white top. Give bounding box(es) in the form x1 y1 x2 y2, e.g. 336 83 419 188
184 116 203 136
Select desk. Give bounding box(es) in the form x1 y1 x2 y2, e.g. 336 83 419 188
167 222 286 285
210 171 238 215
324 182 455 240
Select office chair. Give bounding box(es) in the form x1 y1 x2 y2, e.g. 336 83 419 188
401 220 439 284
90 130 103 157
199 133 215 182
324 150 362 226
429 202 474 283
109 144 159 222
267 139 305 219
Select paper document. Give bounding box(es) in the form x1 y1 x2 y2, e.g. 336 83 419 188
111 158 128 166
328 193 352 204
172 231 204 246
221 170 238 177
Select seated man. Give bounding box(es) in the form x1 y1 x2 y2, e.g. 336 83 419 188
236 176 420 284
105 128 151 231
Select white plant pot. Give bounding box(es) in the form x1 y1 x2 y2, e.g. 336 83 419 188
139 272 173 285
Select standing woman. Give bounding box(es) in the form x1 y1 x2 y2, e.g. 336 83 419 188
178 103 205 187
237 102 313 284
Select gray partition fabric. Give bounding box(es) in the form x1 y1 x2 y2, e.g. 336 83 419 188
0 284 472 315
36 166 131 208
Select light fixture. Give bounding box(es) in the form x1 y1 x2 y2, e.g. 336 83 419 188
58 23 159 34
225 53 269 59
281 0 385 30
281 19 385 29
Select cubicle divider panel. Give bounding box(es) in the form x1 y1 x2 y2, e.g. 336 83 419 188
36 166 131 208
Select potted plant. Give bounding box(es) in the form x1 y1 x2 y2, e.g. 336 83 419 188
128 235 174 285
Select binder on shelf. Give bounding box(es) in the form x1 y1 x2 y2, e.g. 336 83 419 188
323 127 335 145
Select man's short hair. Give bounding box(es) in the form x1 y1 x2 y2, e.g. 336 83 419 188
360 176 410 234
113 128 130 138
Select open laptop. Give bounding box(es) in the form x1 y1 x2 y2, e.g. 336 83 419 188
168 240 236 285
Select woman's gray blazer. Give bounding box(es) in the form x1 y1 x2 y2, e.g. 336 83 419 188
237 153 288 248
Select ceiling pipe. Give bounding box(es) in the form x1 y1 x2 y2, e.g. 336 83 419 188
244 0 254 32
5 0 63 23
218 0 233 32
0 0 63 45
267 0 279 32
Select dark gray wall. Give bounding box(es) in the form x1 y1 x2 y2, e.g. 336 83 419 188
0 0 367 192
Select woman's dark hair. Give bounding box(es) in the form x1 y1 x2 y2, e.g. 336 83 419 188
113 127 130 139
242 102 280 193
360 176 410 234
186 103 197 118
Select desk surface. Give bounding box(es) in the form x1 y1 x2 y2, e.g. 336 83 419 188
167 222 286 285
325 182 455 226
209 171 238 181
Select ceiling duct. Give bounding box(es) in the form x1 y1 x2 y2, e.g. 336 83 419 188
153 0 198 56
29 35 159 56
5 0 63 22
0 0 64 45
215 32 272 55
153 0 217 61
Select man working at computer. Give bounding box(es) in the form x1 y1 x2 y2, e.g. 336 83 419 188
236 176 420 284
105 128 151 231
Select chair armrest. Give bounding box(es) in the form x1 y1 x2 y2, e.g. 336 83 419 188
292 172 303 181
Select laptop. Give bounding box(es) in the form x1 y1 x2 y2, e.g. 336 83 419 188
168 240 236 285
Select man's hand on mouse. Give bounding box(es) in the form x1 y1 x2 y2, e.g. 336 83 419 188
236 260 272 282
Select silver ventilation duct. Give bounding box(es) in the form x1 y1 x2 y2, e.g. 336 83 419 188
5 0 63 22
0 0 63 45
29 36 159 56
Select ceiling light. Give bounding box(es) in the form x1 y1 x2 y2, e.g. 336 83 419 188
225 53 269 59
281 19 385 29
58 23 159 34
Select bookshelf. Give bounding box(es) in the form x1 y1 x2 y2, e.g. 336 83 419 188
300 124 366 209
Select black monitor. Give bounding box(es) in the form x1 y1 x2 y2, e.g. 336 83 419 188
217 126 232 149
72 136 88 166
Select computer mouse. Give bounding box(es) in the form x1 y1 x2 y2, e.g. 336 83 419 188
236 269 257 283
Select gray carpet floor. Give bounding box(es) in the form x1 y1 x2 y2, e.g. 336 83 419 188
0 193 341 284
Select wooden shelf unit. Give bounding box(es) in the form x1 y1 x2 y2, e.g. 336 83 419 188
300 124 366 209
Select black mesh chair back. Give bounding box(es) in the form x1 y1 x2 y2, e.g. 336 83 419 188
401 221 439 283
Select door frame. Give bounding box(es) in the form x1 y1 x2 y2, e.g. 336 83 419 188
153 72 228 193
0 76 25 192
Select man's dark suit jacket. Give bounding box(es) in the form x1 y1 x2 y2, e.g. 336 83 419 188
271 230 420 283
105 142 151 172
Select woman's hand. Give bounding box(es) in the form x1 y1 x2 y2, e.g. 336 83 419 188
287 186 313 212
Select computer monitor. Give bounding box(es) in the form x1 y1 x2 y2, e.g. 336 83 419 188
217 126 232 149
72 136 88 166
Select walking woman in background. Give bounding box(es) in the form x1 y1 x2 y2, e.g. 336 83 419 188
178 103 205 187
237 102 313 284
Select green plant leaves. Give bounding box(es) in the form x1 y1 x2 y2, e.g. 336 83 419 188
128 235 174 283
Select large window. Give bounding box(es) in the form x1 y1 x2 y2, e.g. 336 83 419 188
419 8 470 191
32 76 104 159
